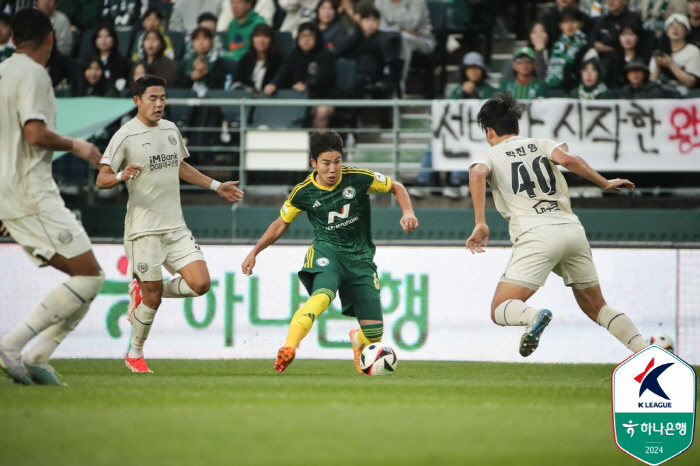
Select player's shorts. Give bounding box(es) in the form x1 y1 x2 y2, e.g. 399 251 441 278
124 228 205 282
298 242 380 318
2 207 92 267
500 223 599 291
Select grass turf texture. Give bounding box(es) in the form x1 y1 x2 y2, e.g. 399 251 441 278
1 360 697 466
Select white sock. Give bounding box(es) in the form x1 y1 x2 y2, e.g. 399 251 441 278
0 323 36 354
162 277 199 298
130 303 157 353
128 346 144 358
25 337 60 365
597 305 645 352
494 299 540 326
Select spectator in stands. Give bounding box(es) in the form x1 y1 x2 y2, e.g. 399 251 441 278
639 0 688 37
0 12 14 63
232 22 283 94
102 0 148 28
316 0 348 50
688 0 700 46
137 30 177 87
608 18 649 87
132 7 174 61
450 51 496 99
91 24 129 91
266 22 336 128
216 0 275 29
224 0 265 60
56 0 103 32
500 47 548 99
184 12 224 66
619 58 666 96
279 0 319 37
169 0 223 35
590 0 642 61
569 54 613 98
529 21 550 79
650 13 700 89
37 0 72 57
67 56 118 96
375 0 435 95
338 0 374 29
545 7 589 92
178 27 226 93
129 60 146 87
0 0 34 16
539 0 594 48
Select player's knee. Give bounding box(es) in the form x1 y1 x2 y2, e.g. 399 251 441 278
142 293 162 309
189 279 210 296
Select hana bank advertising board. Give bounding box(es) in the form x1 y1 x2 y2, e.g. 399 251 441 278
1 243 698 365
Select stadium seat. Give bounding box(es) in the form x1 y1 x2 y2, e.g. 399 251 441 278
117 29 132 59
66 58 82 86
546 88 567 98
251 90 308 129
78 29 95 59
222 59 238 83
274 31 294 54
686 88 700 98
70 30 81 58
168 31 186 59
205 89 253 125
165 88 198 126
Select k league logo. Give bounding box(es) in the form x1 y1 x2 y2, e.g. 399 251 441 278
612 346 696 465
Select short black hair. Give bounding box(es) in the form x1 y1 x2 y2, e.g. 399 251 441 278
197 12 218 24
10 8 53 48
141 7 164 22
132 75 167 97
191 26 213 42
0 12 11 26
476 92 522 136
310 131 343 160
359 5 380 20
560 7 584 23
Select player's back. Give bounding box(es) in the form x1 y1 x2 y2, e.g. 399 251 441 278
476 135 580 241
0 53 61 220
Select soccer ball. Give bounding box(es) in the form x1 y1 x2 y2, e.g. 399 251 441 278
647 334 675 353
360 343 397 375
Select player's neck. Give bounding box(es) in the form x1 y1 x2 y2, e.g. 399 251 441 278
136 113 159 128
14 48 49 66
491 133 518 146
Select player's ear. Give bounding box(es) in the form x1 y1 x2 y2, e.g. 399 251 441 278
310 158 317 168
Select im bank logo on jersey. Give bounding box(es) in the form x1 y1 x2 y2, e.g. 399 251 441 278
612 346 696 465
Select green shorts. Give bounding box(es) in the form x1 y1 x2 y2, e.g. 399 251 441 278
298 242 380 318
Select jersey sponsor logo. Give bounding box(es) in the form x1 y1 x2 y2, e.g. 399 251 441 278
137 262 149 273
532 200 561 214
149 152 179 170
342 187 356 199
375 172 386 182
316 257 329 267
57 230 73 244
312 200 321 208
326 215 359 230
168 135 177 145
328 204 351 223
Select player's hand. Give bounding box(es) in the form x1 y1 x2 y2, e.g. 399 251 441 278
466 223 489 254
241 253 256 276
603 178 634 193
0 224 10 237
122 163 142 180
217 181 244 202
400 211 418 233
71 138 102 168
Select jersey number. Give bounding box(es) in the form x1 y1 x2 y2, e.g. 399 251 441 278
511 156 557 198
327 204 351 224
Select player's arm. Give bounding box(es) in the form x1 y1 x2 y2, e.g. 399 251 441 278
241 217 291 276
95 163 142 189
388 181 418 233
550 147 635 193
178 161 244 202
466 163 489 254
23 120 101 168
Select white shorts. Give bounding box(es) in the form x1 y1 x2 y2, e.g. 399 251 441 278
2 207 92 267
125 228 205 281
500 223 599 291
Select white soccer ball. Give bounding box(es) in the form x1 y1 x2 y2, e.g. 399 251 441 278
647 333 675 353
360 343 397 376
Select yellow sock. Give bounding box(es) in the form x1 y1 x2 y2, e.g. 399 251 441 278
355 329 371 346
284 293 331 348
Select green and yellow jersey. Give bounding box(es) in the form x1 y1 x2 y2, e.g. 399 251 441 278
280 166 392 261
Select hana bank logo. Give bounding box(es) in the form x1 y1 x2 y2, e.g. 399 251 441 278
635 358 674 408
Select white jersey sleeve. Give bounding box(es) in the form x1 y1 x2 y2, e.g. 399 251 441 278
101 130 131 173
17 68 54 127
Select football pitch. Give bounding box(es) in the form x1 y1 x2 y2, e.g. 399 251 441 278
1 360 697 466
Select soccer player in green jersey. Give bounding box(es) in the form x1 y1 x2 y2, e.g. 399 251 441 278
241 131 419 373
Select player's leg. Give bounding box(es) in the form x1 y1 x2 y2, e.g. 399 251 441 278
349 298 383 374
572 284 645 352
161 230 209 298
125 278 162 373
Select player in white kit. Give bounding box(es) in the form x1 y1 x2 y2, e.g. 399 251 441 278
466 93 646 357
96 75 243 373
0 9 105 385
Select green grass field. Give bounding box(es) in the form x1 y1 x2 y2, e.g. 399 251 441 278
1 359 697 466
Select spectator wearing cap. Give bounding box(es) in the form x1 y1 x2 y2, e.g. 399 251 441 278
0 12 14 64
639 0 688 37
224 0 266 60
650 13 700 88
36 0 72 57
620 58 666 96
169 0 223 35
500 47 549 99
569 55 613 98
589 0 642 58
131 7 175 62
545 7 589 91
450 51 496 99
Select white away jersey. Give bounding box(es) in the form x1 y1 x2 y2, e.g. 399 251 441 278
101 117 189 240
0 54 63 219
471 136 580 242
